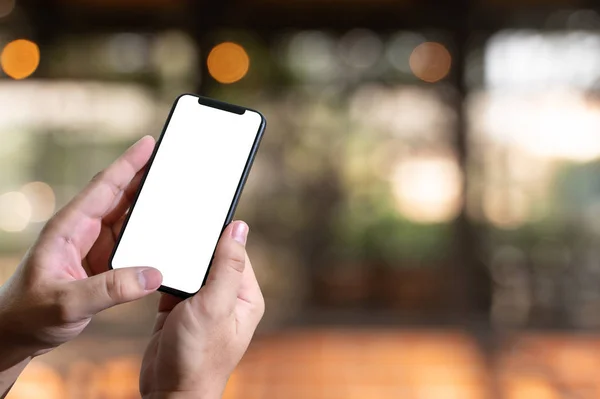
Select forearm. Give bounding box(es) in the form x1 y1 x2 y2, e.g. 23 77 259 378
0 322 34 398
0 289 34 398
0 356 31 398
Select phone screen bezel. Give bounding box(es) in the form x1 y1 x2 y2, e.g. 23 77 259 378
108 93 267 298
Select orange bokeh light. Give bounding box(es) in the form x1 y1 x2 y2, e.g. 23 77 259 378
207 42 250 84
409 42 452 83
1 39 40 80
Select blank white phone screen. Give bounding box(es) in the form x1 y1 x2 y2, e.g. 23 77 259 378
111 94 263 295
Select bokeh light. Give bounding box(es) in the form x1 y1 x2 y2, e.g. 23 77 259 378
485 31 600 90
338 29 382 70
0 191 31 232
566 9 600 30
349 85 453 140
207 42 250 84
483 187 529 229
106 33 149 73
151 30 197 79
0 0 15 18
386 32 425 74
1 39 40 80
0 81 155 138
409 42 452 83
391 156 462 223
20 182 56 223
286 31 338 81
481 91 600 162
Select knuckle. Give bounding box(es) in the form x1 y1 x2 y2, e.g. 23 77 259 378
53 289 78 323
39 212 64 238
91 170 120 196
105 271 133 302
90 170 105 184
220 241 245 274
226 253 246 274
194 293 224 320
196 295 219 319
255 293 266 319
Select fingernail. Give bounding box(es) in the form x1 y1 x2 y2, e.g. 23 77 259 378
139 268 162 291
231 221 249 245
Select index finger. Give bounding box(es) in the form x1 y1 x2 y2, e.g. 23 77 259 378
40 135 155 258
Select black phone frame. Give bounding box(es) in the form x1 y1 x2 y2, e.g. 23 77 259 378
108 93 267 299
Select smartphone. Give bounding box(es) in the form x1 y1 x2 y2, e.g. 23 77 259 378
110 94 266 298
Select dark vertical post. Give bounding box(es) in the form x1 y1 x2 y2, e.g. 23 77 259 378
186 0 240 94
21 0 60 76
445 0 492 320
446 2 498 398
19 0 63 197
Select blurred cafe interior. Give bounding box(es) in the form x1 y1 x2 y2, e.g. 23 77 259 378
4 0 600 397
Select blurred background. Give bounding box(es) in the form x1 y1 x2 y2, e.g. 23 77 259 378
3 0 600 397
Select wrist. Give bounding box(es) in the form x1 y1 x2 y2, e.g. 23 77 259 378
0 297 36 370
0 326 34 372
0 301 32 398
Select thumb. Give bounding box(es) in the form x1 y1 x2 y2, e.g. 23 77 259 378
194 221 248 318
70 267 162 318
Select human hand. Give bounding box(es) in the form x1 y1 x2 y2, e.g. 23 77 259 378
140 221 265 399
0 136 163 366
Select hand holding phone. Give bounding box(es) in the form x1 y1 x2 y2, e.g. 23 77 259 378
110 94 266 297
140 220 265 399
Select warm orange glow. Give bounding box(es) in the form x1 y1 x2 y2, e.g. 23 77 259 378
391 156 463 223
409 42 451 83
503 377 560 399
1 39 40 80
207 42 250 84
102 357 142 399
10 331 600 398
65 361 104 399
6 362 66 399
222 369 241 399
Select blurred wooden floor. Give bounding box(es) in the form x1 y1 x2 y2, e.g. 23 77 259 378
7 328 600 399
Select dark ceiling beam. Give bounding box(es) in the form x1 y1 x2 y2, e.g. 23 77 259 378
17 0 542 35
21 0 600 35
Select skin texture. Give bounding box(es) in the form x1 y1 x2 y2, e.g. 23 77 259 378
0 136 265 399
140 224 264 399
